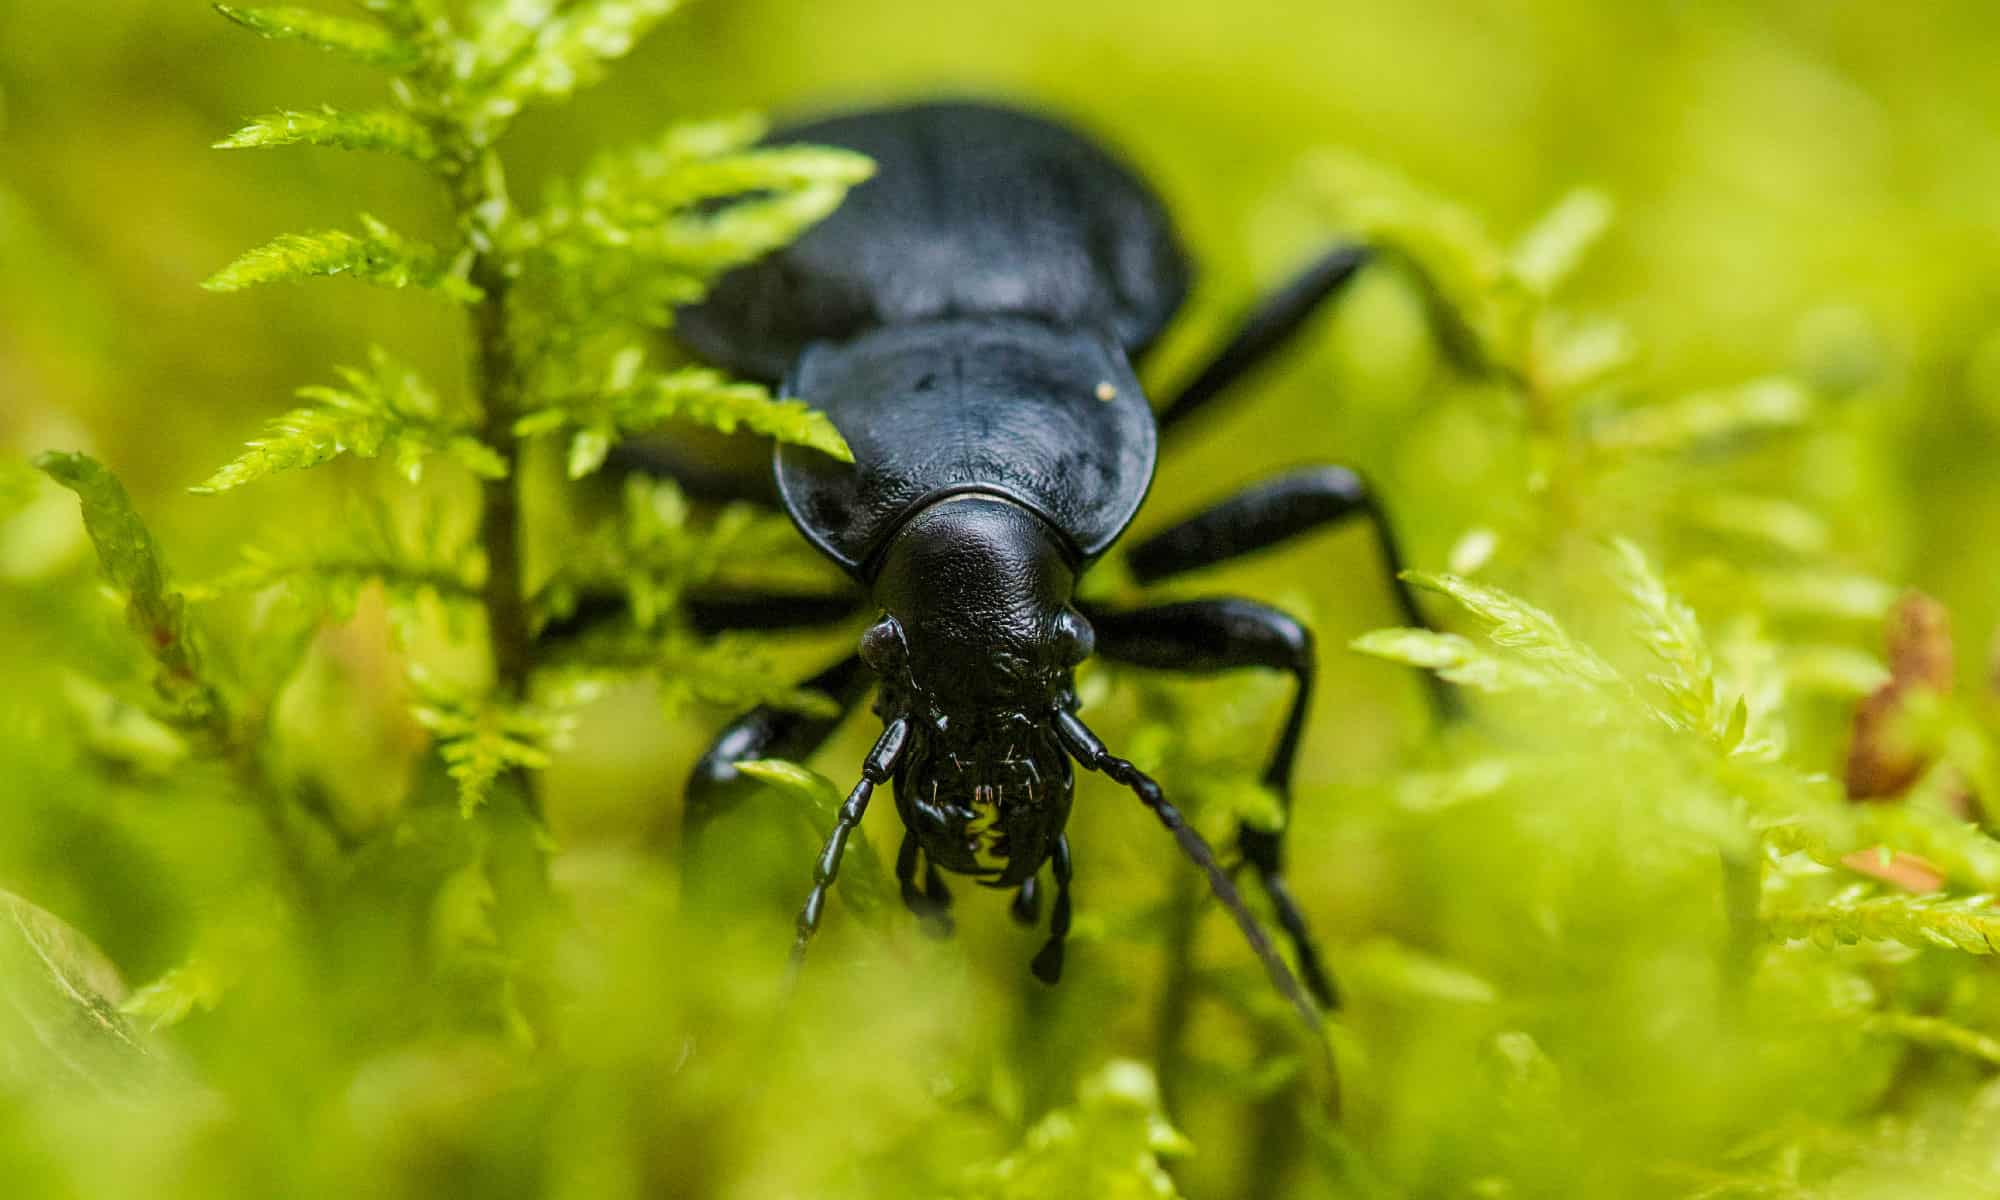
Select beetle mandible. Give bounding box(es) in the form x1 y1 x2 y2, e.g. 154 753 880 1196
666 100 1459 1024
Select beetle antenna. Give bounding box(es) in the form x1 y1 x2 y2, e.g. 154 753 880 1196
788 718 910 980
1053 711 1336 1090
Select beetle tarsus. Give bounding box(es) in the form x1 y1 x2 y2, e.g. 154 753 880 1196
1011 875 1042 926
1028 836 1073 984
897 832 956 937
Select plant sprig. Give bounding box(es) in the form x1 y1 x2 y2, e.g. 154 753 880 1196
197 0 870 818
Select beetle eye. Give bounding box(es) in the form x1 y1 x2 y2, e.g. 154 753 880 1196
1052 609 1095 665
859 616 906 673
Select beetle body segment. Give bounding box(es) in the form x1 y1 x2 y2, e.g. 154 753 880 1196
775 317 1156 573
676 100 1189 382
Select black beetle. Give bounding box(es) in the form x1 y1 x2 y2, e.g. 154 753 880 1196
665 100 1457 1026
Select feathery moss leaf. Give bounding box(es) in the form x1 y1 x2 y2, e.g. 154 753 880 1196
408 670 572 816
538 625 839 716
1350 628 1576 695
510 129 872 361
1862 1012 2000 1068
213 4 422 70
205 216 481 301
475 0 684 123
1404 570 1622 687
535 476 830 633
1610 537 1765 754
198 497 484 627
1510 188 1614 296
35 452 224 727
516 364 850 475
1766 891 2000 956
214 106 438 160
1587 377 1813 454
195 346 501 492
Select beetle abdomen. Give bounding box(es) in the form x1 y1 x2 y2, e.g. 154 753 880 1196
676 100 1190 382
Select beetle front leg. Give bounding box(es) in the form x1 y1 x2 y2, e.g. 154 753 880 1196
1084 597 1339 1007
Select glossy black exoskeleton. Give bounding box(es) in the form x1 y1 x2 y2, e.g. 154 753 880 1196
665 100 1458 1027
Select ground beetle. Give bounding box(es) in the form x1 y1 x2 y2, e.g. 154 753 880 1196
662 100 1458 1027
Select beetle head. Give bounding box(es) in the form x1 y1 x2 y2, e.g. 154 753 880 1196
861 494 1095 883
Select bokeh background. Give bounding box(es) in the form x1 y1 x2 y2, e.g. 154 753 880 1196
6 1 2000 1197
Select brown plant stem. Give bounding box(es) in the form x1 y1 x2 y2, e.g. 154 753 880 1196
450 146 539 820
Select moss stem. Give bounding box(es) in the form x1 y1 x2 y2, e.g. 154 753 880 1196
450 145 539 818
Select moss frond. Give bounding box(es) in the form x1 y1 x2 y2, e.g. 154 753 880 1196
213 4 423 70
35 452 224 728
517 363 850 475
199 498 485 623
1766 890 2000 956
464 0 687 133
408 668 571 815
195 346 501 492
214 106 438 160
205 216 481 300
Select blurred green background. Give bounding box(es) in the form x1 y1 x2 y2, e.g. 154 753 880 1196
7 1 2000 1197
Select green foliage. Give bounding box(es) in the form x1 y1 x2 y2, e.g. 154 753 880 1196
199 496 485 623
195 346 502 492
542 623 841 715
474 0 686 120
214 106 438 160
536 475 828 628
958 1060 1191 1200
1767 891 2000 956
515 360 850 477
35 452 224 730
409 669 571 814
505 119 870 458
204 217 482 300
14 2 2000 1198
212 4 423 69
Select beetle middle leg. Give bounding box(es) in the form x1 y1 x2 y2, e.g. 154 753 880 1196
1084 598 1339 1007
1122 463 1461 722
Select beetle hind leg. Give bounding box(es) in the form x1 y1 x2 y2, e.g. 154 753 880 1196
1085 598 1341 1007
1240 829 1339 1008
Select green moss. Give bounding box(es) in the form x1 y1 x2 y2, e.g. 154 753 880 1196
8 0 2000 1196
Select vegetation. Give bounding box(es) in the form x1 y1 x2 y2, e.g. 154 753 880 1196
5 1 2000 1196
